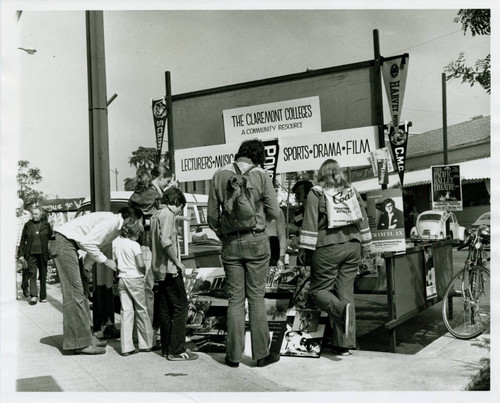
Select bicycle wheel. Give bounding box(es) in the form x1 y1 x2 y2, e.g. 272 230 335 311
442 265 490 339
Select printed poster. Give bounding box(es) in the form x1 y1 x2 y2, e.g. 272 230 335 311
366 188 406 253
279 308 327 358
431 165 463 211
223 96 321 143
424 246 437 300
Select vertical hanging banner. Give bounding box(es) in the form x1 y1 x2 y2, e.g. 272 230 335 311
382 54 409 187
152 98 167 162
388 122 410 186
262 138 280 186
431 165 463 211
382 54 409 133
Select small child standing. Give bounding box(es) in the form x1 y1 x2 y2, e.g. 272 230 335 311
113 218 156 356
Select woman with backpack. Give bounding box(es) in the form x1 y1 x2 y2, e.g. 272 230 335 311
297 159 372 356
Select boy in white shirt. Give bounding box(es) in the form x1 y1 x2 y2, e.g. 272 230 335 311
113 218 157 356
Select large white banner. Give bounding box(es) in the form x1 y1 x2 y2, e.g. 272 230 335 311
175 126 378 182
175 143 238 182
277 126 378 173
223 96 321 143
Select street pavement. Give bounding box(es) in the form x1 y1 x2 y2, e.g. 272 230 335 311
1 249 493 402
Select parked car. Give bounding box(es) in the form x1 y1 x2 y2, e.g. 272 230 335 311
470 211 490 232
410 210 468 244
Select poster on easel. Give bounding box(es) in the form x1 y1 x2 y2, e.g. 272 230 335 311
365 188 406 253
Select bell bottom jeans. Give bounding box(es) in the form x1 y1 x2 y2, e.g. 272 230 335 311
52 234 93 350
221 232 270 362
309 240 361 349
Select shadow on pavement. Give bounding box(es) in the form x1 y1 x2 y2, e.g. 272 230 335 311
17 375 63 392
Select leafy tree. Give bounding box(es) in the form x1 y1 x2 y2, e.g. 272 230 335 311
445 9 490 94
123 147 169 190
17 160 44 206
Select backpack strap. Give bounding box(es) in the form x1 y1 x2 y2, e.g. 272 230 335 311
233 163 242 175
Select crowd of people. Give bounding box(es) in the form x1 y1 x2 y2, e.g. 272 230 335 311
16 138 372 367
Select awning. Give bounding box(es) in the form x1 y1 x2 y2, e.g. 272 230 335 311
353 157 490 193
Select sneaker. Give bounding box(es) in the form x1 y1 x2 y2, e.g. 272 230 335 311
121 349 138 357
331 347 351 356
256 353 280 367
225 356 239 368
167 350 198 361
40 299 47 303
341 303 355 337
29 297 37 305
75 345 106 355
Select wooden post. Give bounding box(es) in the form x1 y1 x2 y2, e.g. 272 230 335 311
373 29 387 190
165 71 175 174
86 10 115 336
442 72 448 165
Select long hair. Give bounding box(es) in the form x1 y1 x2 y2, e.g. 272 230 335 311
316 159 350 190
120 217 144 240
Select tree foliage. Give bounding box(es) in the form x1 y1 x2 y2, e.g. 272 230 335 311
17 160 44 206
123 146 170 190
444 9 490 94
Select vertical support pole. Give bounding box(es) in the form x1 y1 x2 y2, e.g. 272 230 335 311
385 255 397 352
86 10 115 335
373 29 387 190
442 73 448 165
165 71 175 175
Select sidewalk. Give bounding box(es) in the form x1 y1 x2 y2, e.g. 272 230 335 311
2 280 490 396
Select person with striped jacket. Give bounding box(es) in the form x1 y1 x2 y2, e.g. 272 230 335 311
297 159 372 356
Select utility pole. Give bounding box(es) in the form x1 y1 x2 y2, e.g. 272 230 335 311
442 72 448 165
110 168 119 191
86 10 115 337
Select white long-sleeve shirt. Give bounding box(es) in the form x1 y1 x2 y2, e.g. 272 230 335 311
56 212 123 266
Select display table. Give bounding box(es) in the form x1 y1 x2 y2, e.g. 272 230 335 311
355 239 454 352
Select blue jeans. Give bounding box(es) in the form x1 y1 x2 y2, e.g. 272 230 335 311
158 273 188 355
309 240 360 349
221 232 270 362
52 234 93 350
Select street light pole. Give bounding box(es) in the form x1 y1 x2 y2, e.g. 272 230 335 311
110 168 119 191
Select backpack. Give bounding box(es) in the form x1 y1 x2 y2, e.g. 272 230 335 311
314 185 364 228
221 163 258 232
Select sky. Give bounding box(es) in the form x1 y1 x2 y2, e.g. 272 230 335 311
2 1 493 201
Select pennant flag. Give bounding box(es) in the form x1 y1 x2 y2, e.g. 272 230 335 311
388 122 409 187
381 54 409 133
262 138 280 186
152 98 167 163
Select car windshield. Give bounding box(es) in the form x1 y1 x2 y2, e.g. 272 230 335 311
419 213 442 221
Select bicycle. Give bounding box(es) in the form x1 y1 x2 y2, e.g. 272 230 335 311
442 224 490 339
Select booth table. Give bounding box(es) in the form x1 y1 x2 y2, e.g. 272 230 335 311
354 240 454 352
